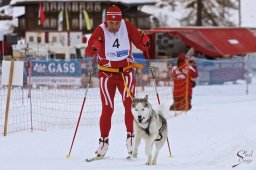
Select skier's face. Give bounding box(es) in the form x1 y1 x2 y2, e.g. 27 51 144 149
107 21 121 33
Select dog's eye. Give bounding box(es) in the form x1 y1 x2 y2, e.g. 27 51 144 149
142 108 144 111
135 109 138 111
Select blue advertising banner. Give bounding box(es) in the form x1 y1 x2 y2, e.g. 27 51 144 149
32 60 82 77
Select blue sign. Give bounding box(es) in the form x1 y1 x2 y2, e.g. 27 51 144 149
32 60 82 77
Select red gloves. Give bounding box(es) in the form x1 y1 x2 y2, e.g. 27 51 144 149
141 34 150 51
92 39 101 52
85 38 102 57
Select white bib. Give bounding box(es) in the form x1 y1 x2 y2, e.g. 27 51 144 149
100 19 130 61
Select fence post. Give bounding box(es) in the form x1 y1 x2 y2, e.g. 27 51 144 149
4 59 14 136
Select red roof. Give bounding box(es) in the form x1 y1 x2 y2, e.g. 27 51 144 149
146 27 256 56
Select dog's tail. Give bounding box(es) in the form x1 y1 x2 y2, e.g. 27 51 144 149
156 104 166 117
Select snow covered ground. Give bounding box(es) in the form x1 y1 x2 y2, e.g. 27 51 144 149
0 79 256 170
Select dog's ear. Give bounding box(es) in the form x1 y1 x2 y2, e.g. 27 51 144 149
132 102 136 108
132 98 138 103
143 102 149 108
144 95 148 101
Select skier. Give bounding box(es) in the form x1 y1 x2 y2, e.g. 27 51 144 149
85 5 150 158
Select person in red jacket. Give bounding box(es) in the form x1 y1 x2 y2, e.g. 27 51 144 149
170 53 198 111
85 5 150 158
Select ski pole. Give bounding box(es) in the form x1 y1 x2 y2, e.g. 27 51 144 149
66 59 95 159
66 37 102 158
145 49 173 158
145 50 161 105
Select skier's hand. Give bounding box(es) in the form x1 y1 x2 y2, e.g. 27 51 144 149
92 39 101 52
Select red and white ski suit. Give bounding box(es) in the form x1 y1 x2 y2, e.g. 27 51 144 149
85 19 147 137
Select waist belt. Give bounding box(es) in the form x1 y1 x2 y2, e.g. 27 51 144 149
98 63 143 73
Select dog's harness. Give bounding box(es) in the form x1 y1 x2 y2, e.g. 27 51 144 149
155 123 164 142
141 116 152 135
139 115 164 142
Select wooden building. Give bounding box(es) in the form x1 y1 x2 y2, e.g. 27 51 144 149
10 0 155 59
11 0 155 36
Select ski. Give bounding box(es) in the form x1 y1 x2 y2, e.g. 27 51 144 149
86 154 134 162
85 156 104 162
126 152 137 159
126 155 131 159
126 152 133 159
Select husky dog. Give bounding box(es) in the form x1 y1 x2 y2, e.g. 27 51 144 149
131 95 168 165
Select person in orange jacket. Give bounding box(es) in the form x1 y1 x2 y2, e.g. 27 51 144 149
170 53 198 111
85 5 150 158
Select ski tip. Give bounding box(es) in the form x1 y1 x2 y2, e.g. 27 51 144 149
85 156 104 162
65 154 70 159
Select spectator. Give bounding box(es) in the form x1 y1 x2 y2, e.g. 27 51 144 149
170 53 198 111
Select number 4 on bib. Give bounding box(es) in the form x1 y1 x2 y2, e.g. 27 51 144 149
112 38 120 48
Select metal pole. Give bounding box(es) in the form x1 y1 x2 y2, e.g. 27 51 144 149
238 0 241 26
28 59 33 131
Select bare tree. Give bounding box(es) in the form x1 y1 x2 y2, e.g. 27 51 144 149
180 0 238 26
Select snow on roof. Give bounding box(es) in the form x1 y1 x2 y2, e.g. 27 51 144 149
10 0 108 5
110 0 156 4
11 0 156 5
0 5 24 18
13 6 24 17
0 19 18 34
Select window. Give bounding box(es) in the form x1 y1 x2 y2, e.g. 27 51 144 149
43 2 49 12
37 36 42 43
19 18 25 29
50 18 57 29
65 2 71 11
58 2 64 11
87 2 93 12
50 2 57 11
79 3 86 11
52 36 57 43
59 35 66 46
94 3 101 12
72 18 79 29
29 36 34 43
72 2 79 12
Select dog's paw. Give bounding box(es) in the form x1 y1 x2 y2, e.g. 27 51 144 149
152 159 157 165
132 153 137 158
145 161 152 165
